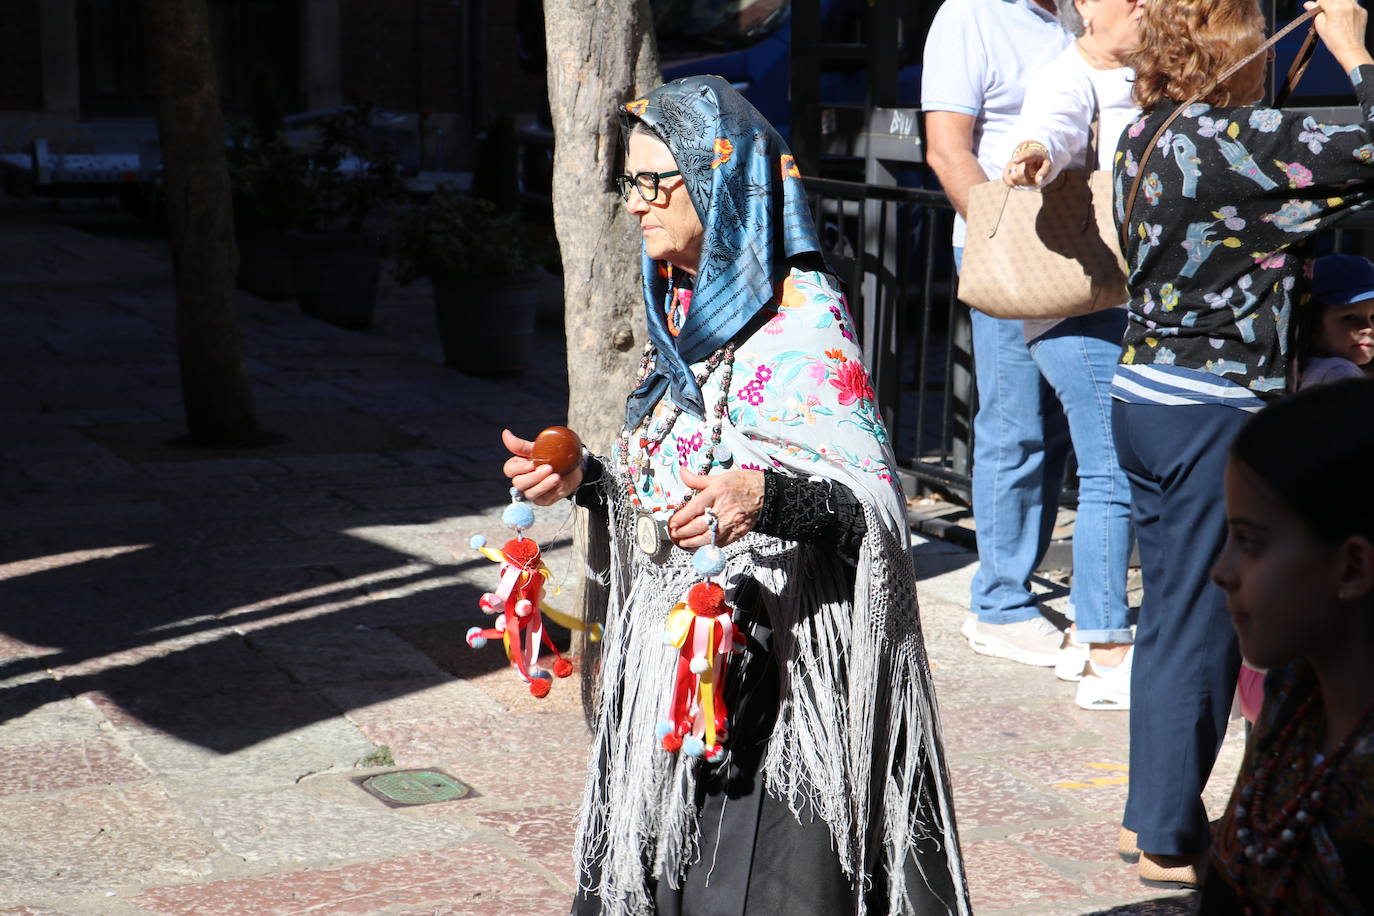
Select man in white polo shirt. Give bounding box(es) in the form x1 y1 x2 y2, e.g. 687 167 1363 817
922 0 1072 667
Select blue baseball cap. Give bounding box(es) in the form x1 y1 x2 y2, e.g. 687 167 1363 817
1311 253 1374 307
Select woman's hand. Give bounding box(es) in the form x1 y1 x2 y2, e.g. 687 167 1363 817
501 428 584 506
668 469 765 550
1308 0 1374 73
1004 145 1051 187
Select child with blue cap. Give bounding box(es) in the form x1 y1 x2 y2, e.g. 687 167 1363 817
1302 253 1374 388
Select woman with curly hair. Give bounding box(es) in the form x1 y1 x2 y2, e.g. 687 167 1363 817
1111 0 1374 890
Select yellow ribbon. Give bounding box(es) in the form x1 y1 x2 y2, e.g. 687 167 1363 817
663 602 693 647
539 601 603 641
700 627 718 747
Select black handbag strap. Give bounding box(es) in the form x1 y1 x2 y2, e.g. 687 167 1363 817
1120 7 1320 250
1276 21 1321 108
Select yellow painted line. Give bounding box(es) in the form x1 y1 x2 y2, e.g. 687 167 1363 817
1052 762 1129 789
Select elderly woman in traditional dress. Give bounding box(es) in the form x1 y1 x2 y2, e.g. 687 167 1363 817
500 76 968 915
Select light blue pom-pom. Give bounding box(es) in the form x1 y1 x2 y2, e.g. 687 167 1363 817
681 736 705 757
469 534 487 550
693 545 726 577
466 626 487 649
503 502 536 530
656 720 674 740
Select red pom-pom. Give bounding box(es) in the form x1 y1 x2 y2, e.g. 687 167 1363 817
553 657 574 678
662 733 683 753
529 678 551 698
502 537 542 569
686 582 727 615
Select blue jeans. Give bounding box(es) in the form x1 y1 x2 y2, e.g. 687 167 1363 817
1026 312 1133 644
957 247 1071 624
1114 401 1244 856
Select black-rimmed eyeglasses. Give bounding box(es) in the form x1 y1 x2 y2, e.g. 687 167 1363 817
615 169 682 203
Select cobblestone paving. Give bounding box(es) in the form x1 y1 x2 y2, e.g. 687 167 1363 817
0 202 1243 914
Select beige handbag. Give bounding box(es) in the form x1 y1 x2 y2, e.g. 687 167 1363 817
958 121 1127 319
959 9 1320 321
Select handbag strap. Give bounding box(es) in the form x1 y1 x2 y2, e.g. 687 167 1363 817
1088 86 1102 170
1119 7 1320 250
1275 22 1320 108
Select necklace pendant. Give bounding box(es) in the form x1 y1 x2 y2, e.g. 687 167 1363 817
635 512 671 560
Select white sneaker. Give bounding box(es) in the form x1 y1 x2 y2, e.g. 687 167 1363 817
1075 646 1133 711
966 614 1064 667
1056 633 1089 682
960 613 977 642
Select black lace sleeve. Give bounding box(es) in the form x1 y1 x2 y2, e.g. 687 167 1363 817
754 471 868 565
572 454 608 513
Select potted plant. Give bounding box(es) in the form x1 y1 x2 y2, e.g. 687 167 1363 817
226 126 305 300
225 66 305 300
393 186 548 375
284 107 404 329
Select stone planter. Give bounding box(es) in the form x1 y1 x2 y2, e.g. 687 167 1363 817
286 230 381 330
235 226 294 300
432 269 548 376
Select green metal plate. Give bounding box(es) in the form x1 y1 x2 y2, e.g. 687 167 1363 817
360 769 471 807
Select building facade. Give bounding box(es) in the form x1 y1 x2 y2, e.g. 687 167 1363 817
0 0 544 169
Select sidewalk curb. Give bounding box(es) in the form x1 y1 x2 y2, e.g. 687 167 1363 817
907 505 979 551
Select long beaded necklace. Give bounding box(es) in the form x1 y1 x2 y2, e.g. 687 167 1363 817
1220 685 1374 914
618 339 735 555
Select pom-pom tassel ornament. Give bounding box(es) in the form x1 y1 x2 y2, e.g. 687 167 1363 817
465 487 601 698
658 508 743 761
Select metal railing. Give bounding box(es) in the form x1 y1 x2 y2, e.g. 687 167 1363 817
801 175 976 501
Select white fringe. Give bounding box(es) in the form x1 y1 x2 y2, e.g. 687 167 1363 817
574 479 969 916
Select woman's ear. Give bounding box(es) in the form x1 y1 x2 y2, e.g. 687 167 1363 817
1335 535 1374 602
1075 0 1094 33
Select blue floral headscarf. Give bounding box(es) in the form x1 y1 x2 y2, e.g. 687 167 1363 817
619 76 825 428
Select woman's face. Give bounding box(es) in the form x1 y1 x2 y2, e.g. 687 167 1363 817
623 131 705 276
1211 458 1347 669
1313 302 1374 365
1077 0 1147 56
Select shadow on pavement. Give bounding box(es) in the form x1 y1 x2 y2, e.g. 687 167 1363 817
0 197 577 754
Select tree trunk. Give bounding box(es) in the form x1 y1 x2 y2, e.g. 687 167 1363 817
543 2 660 696
543 0 660 453
145 0 258 446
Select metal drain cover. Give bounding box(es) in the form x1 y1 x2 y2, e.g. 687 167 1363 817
360 769 470 807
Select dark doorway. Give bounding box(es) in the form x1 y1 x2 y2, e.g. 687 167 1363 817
78 0 302 114
207 0 303 115
77 0 155 111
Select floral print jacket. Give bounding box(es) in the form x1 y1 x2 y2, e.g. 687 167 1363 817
1113 65 1374 396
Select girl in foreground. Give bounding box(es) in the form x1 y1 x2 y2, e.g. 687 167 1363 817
1203 379 1374 912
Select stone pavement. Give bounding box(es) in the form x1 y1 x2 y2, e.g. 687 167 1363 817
0 201 1245 915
